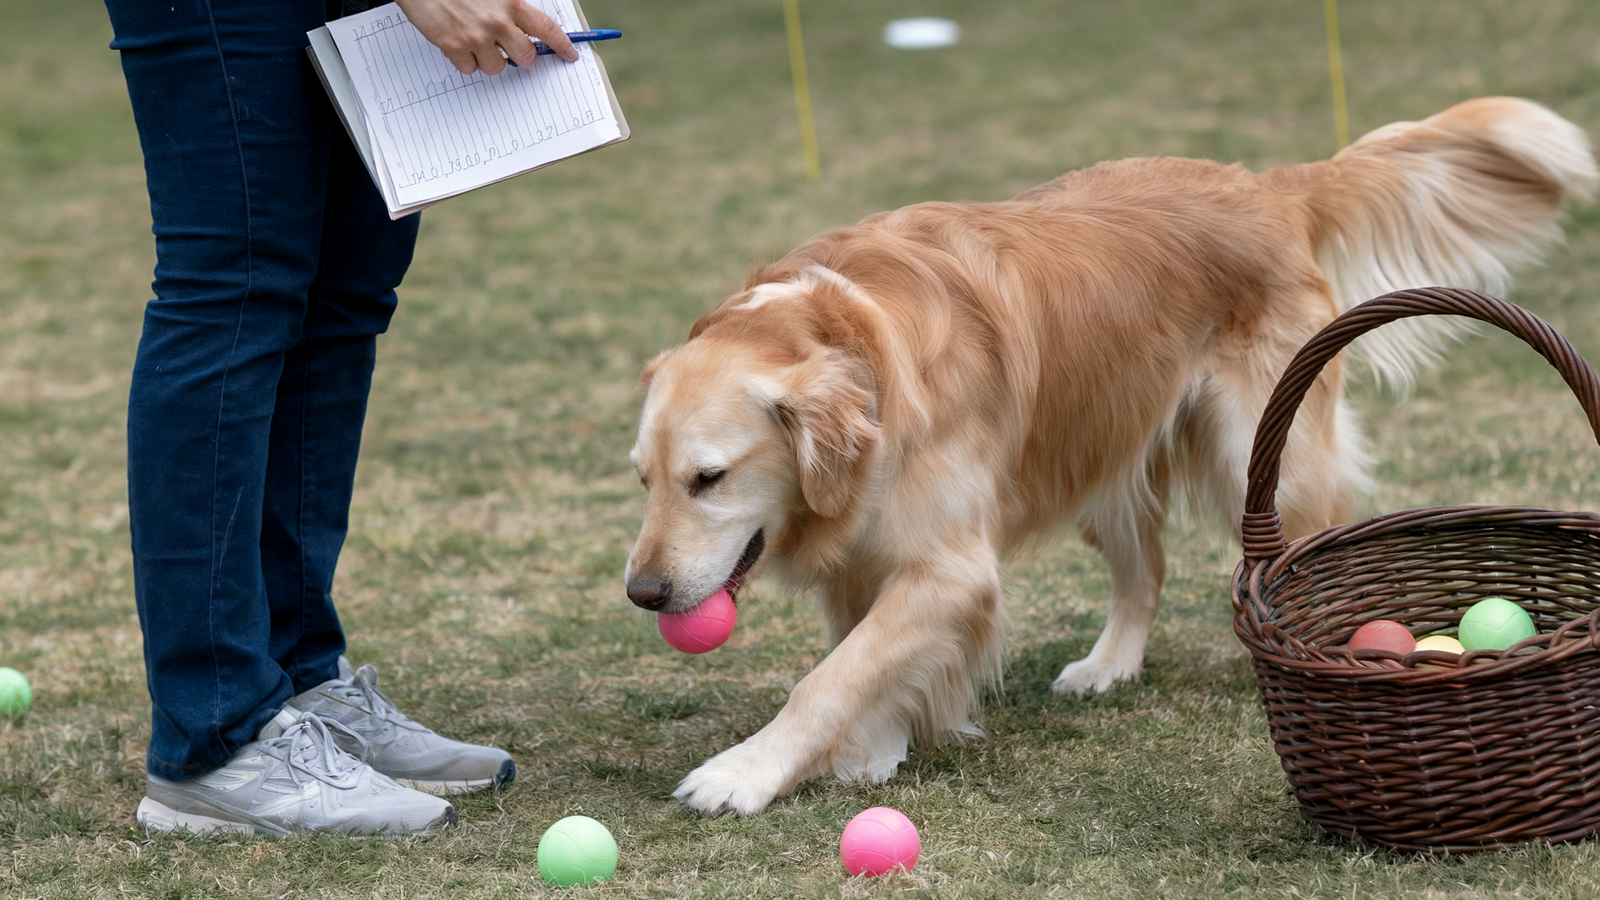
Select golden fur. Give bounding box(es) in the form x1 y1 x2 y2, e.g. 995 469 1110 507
625 98 1597 816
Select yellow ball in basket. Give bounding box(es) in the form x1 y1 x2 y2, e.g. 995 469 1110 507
1414 634 1464 655
1412 633 1464 668
1458 597 1536 651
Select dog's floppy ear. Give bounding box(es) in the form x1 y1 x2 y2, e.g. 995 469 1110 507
639 350 670 389
771 351 880 519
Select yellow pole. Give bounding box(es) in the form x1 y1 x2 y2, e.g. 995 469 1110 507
1324 0 1350 148
783 0 822 180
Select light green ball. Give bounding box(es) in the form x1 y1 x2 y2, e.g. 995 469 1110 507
0 667 32 722
537 815 618 887
1458 597 1536 651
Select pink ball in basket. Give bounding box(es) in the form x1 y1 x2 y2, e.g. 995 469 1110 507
1347 619 1415 655
839 806 921 877
657 589 737 654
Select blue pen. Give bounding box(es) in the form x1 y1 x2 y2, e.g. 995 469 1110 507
505 29 621 65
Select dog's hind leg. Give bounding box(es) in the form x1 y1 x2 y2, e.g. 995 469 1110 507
1051 464 1170 696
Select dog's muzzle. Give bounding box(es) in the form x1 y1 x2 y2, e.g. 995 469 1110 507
626 530 765 612
626 577 672 610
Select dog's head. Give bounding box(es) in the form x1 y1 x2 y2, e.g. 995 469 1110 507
624 290 880 612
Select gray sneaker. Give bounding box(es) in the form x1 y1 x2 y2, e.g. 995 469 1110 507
136 708 456 837
289 659 515 796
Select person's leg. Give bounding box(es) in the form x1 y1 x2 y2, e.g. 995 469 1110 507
267 137 518 795
261 124 418 695
107 0 375 780
276 97 517 799
112 0 459 838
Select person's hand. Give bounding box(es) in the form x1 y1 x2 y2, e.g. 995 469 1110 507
395 0 579 75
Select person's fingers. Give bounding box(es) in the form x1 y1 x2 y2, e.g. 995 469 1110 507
477 48 509 75
442 48 479 74
514 3 579 62
396 0 578 73
500 25 540 68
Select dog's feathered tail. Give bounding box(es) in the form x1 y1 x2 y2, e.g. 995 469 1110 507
1264 97 1597 388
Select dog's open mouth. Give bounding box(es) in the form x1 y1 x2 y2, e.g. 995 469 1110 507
718 530 765 600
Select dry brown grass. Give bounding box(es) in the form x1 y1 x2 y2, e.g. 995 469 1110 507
5 0 1600 896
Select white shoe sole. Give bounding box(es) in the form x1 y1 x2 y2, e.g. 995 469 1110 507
399 758 516 796
136 797 259 836
136 796 456 837
400 776 496 796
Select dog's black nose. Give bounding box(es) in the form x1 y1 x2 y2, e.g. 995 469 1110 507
627 578 672 610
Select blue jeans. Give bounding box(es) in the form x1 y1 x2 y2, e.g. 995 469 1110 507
106 0 421 780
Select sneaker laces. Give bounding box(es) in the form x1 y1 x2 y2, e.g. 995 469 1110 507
263 713 373 788
336 665 430 735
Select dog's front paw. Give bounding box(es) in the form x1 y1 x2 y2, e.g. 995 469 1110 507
672 742 792 817
1051 655 1140 696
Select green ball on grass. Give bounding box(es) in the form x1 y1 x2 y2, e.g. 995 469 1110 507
0 667 32 723
537 815 618 887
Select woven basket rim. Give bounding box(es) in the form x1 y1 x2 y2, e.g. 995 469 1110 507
1232 503 1600 686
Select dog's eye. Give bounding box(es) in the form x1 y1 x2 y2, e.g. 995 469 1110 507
691 469 725 493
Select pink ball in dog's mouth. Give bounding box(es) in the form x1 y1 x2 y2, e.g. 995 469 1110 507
657 589 737 654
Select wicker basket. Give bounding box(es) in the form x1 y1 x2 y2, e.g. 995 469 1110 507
1232 287 1600 854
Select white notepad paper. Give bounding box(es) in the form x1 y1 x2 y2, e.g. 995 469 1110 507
307 0 628 218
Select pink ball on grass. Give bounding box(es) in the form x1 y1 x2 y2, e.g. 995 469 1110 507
657 589 737 654
839 806 921 877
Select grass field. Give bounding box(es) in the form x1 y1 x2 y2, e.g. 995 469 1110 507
5 0 1600 896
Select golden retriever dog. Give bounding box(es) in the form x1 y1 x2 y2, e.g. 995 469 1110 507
625 97 1597 816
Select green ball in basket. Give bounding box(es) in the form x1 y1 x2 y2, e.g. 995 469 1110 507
1458 597 1536 651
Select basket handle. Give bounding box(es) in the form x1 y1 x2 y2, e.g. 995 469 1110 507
1242 287 1600 561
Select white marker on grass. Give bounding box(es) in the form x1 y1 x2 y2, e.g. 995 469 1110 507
883 17 960 50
